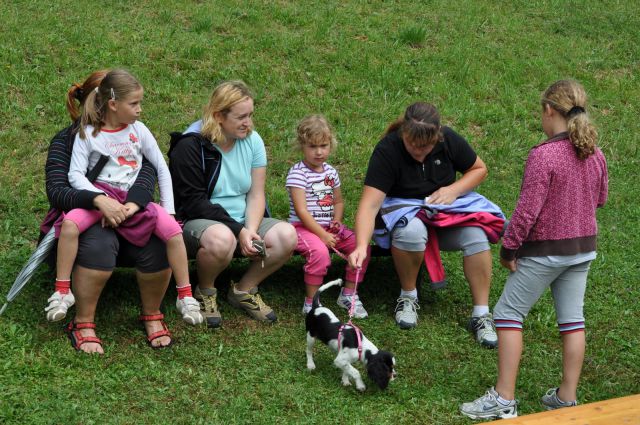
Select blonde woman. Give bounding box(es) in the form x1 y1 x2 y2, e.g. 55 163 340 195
169 80 297 327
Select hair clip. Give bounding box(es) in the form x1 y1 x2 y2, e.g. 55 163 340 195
94 87 99 93
110 88 116 100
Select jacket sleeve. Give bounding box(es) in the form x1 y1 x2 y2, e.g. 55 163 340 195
500 148 550 260
45 126 100 212
126 157 157 209
169 135 244 236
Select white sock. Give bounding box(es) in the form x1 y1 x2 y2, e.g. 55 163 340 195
400 289 418 299
472 305 489 317
496 394 514 405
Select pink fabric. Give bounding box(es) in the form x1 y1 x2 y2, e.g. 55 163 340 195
294 223 370 286
55 183 181 247
502 137 608 250
417 210 506 285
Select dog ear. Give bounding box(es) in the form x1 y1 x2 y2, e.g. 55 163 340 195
367 360 391 390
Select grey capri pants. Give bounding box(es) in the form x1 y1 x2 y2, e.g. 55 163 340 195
391 216 490 256
493 256 593 334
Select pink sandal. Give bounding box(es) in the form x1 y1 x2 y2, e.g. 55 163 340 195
139 313 172 349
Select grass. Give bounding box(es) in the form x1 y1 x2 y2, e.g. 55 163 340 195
1 0 639 424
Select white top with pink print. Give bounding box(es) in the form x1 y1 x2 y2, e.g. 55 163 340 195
286 161 340 226
68 121 174 213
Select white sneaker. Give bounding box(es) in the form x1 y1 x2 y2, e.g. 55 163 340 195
176 296 204 325
302 302 312 316
45 291 75 322
337 293 368 318
395 296 419 329
460 387 518 420
468 313 498 349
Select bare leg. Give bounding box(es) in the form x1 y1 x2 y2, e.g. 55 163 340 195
72 265 111 354
137 268 172 348
557 331 585 402
56 220 80 280
235 222 296 292
195 224 235 290
166 235 191 286
390 247 423 291
494 330 523 400
305 285 319 299
463 250 492 306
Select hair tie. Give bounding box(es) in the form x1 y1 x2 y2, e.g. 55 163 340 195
73 86 84 100
567 106 586 117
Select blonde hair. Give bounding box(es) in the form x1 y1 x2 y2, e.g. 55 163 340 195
201 80 254 143
542 80 597 159
384 102 443 147
79 69 142 139
295 114 337 151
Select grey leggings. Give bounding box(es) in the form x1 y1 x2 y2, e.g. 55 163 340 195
391 216 490 256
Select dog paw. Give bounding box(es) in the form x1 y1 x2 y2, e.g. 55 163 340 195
342 378 351 387
306 363 316 371
356 384 366 392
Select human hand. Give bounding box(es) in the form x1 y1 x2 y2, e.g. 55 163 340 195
426 186 459 205
94 195 127 227
500 257 517 272
320 230 337 248
123 202 141 219
239 228 261 257
348 246 368 269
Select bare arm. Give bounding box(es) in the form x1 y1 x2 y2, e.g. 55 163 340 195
428 156 488 205
348 185 386 268
240 166 266 257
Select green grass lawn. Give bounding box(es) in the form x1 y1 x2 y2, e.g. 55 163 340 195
1 1 639 424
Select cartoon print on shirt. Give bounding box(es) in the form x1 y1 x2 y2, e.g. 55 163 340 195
311 175 336 212
106 132 140 170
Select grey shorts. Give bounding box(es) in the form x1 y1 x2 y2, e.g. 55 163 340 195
182 217 282 258
493 256 592 333
391 216 490 256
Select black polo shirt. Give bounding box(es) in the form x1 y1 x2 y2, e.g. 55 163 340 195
364 126 477 199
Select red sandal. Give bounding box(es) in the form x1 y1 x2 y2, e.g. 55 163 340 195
65 321 103 353
139 313 172 349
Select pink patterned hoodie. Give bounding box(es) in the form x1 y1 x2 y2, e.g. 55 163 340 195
501 132 608 260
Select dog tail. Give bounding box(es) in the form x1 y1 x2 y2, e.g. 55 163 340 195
312 278 343 309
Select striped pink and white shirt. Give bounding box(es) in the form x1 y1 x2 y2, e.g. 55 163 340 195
286 161 341 226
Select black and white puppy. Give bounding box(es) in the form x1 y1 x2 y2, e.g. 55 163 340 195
305 279 396 391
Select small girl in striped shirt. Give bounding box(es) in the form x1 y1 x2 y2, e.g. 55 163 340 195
286 115 370 317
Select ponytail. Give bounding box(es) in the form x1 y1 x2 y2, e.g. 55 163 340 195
542 80 597 160
79 88 104 139
66 69 109 125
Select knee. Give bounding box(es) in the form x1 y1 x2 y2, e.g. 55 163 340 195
268 223 297 254
306 246 331 270
199 227 236 259
61 219 80 237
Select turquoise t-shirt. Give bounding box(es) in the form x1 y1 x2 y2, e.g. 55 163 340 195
211 131 267 223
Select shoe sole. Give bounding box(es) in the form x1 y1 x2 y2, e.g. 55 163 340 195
460 410 517 420
47 310 68 322
397 320 416 330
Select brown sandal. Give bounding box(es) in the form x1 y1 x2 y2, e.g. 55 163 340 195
65 321 103 352
139 313 172 349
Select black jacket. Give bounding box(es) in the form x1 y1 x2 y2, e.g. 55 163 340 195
168 132 244 236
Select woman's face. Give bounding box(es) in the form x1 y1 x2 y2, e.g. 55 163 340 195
403 138 435 162
218 98 254 141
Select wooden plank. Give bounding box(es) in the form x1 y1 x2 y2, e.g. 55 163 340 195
486 394 640 425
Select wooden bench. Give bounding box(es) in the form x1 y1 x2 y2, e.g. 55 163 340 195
486 393 640 424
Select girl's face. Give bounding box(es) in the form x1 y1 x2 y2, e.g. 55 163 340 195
302 140 331 171
110 88 143 125
217 98 254 141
